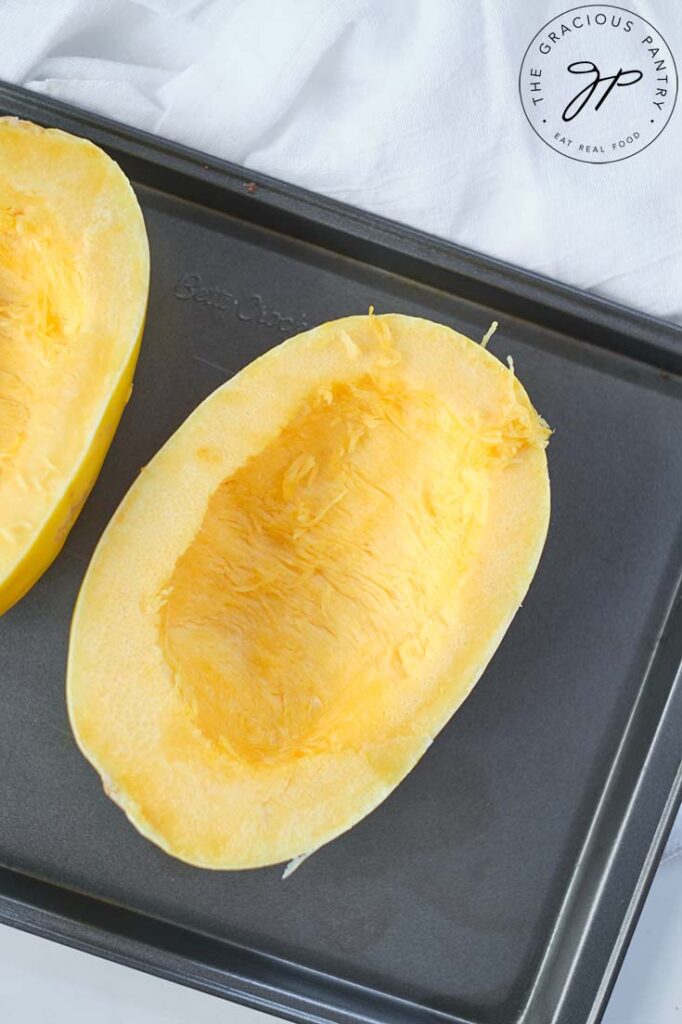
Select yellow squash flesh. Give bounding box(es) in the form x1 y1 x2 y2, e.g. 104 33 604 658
68 314 550 869
0 117 149 614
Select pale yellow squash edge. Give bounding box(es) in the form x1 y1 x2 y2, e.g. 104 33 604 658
0 328 146 614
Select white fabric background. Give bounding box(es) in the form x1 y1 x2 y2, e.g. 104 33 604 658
0 0 680 1019
1 0 682 321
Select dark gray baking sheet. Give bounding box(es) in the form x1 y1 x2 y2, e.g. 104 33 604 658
0 82 680 1024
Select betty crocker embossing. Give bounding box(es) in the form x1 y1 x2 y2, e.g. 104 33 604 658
174 273 309 334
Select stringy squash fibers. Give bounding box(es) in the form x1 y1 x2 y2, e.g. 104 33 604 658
0 117 149 614
68 314 550 869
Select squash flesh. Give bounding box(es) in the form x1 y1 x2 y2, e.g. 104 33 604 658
0 117 149 612
68 314 550 868
163 375 495 764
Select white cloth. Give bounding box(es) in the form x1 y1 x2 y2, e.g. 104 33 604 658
1 0 682 320
0 0 680 850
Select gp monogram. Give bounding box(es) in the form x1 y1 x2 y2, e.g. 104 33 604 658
519 5 677 163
